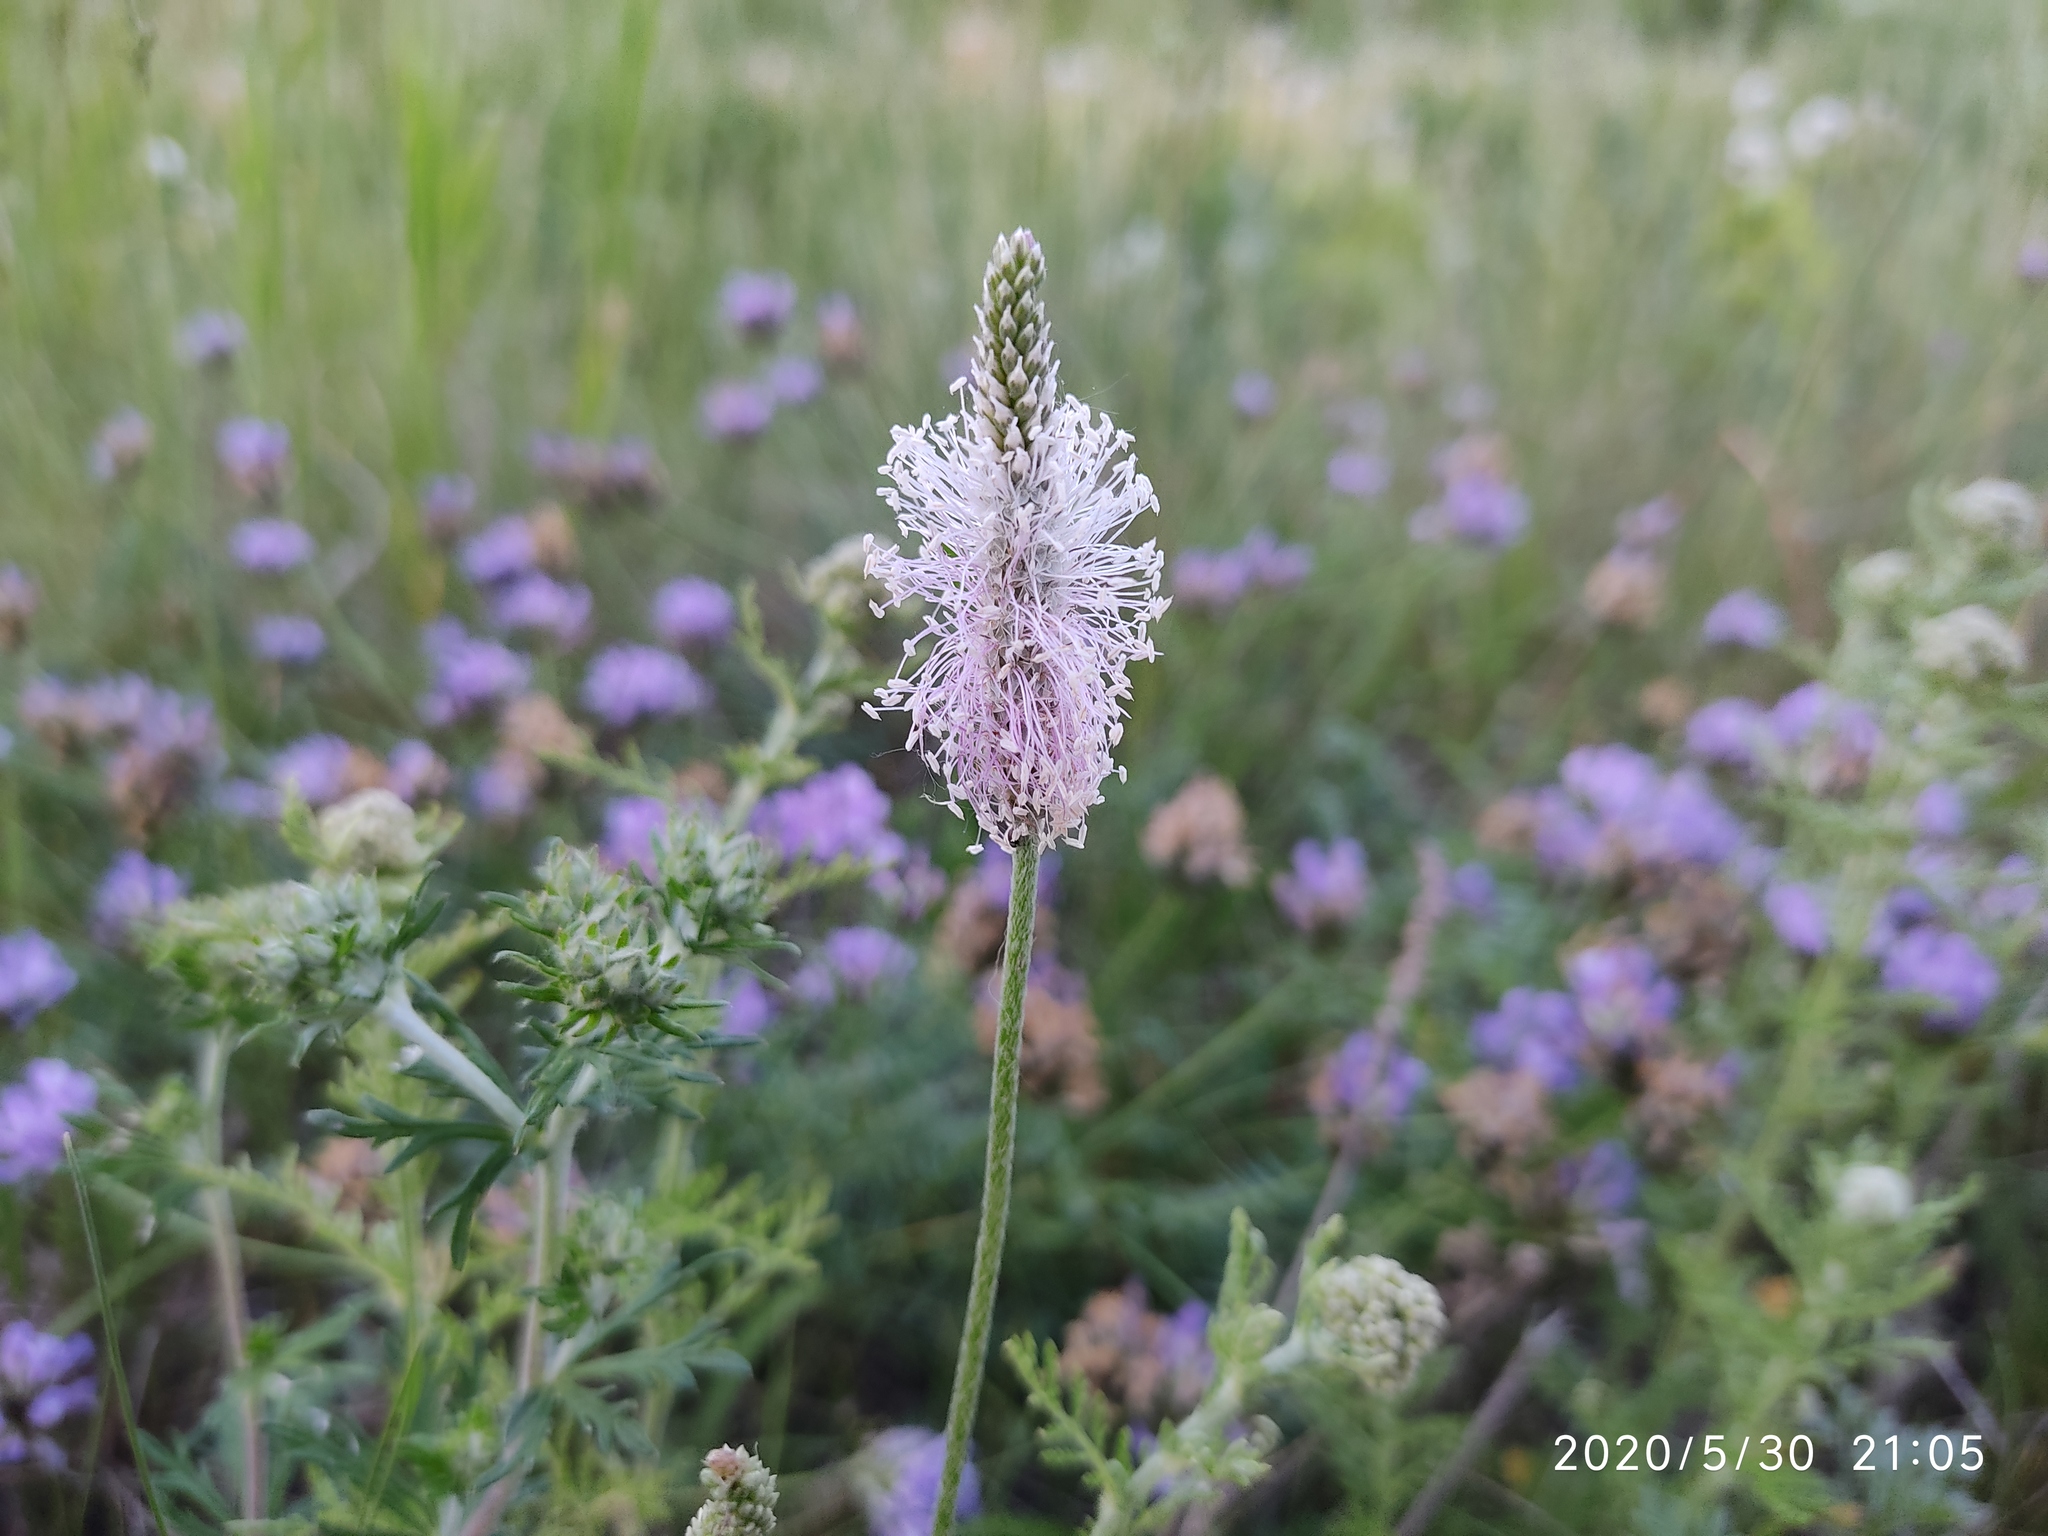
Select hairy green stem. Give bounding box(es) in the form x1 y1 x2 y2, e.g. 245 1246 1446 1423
195 1027 266 1522
934 839 1041 1536
375 978 526 1136
455 1066 594 1536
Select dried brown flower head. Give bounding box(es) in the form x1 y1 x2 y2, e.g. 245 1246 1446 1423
1139 773 1256 888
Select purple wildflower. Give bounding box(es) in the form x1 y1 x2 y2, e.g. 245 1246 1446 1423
714 971 779 1038
250 614 326 666
489 574 593 647
1979 856 2042 926
175 309 246 368
1564 941 1678 1051
1449 861 1497 919
1232 370 1279 420
651 577 737 649
2021 239 2048 287
1470 987 1586 1092
869 845 949 919
1170 548 1253 613
1237 528 1314 588
1768 684 1883 791
818 292 865 367
1153 1299 1215 1397
1327 448 1390 501
822 926 918 999
1866 886 1939 957
580 644 711 728
230 518 317 574
1685 697 1772 772
1559 1140 1639 1217
858 1426 979 1536
216 418 292 499
764 355 825 406
750 764 906 867
214 778 280 820
1882 927 1999 1029
0 932 77 1027
1614 496 1682 548
471 756 539 822
385 739 450 803
865 230 1166 852
700 379 777 441
1272 838 1371 933
1763 881 1830 956
1410 436 1528 549
1317 1031 1431 1123
419 474 478 540
91 852 186 947
1700 588 1786 649
720 269 798 339
600 795 671 873
271 734 355 808
460 517 540 587
0 1321 96 1469
1915 782 1969 841
1541 745 1743 874
87 408 155 483
418 620 532 725
0 1061 98 1182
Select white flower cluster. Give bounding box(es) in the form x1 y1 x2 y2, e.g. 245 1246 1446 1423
314 788 430 873
686 1445 779 1536
1911 605 2027 681
1833 1163 1914 1226
1297 1253 1446 1397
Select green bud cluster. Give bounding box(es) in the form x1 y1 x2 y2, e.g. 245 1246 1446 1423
149 874 397 1016
686 1445 779 1536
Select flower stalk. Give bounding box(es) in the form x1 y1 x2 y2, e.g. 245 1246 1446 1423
194 1025 266 1521
934 838 1040 1536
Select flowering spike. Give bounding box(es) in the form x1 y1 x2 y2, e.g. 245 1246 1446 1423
970 229 1060 485
866 230 1166 852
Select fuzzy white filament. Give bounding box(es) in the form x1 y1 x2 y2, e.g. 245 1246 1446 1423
864 229 1166 852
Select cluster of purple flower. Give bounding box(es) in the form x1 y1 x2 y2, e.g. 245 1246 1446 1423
0 931 77 1028
0 1322 97 1470
1564 941 1679 1052
1686 682 1882 794
1409 434 1528 549
216 417 292 500
176 309 247 369
793 926 918 1007
419 473 479 540
857 1427 980 1536
750 764 906 869
1272 837 1370 934
0 1059 96 1181
230 517 317 574
1231 369 1278 420
1700 588 1787 649
250 613 326 666
1471 987 1586 1091
417 619 533 726
580 643 711 729
1310 1030 1431 1125
1170 529 1315 614
697 269 835 441
527 433 666 508
87 407 156 483
91 851 186 947
1528 744 1744 880
17 675 223 835
714 971 780 1037
650 577 737 649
